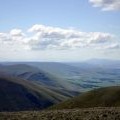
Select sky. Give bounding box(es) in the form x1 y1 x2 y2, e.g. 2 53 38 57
0 0 120 61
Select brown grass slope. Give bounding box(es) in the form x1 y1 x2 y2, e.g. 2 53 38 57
50 86 120 109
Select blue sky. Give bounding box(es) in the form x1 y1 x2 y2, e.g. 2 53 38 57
0 0 120 61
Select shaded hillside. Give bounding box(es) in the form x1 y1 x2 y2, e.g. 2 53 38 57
0 73 70 112
50 86 120 110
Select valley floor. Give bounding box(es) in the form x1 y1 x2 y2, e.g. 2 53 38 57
0 107 120 120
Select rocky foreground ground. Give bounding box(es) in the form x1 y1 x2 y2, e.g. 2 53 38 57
0 107 120 120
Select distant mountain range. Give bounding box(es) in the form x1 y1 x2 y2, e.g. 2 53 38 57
69 59 120 69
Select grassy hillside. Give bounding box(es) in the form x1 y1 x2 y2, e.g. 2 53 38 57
0 73 70 112
50 86 120 109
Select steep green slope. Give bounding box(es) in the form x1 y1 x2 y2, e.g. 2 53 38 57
50 86 120 109
0 73 70 112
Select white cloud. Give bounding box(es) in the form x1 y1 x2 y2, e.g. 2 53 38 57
89 0 120 11
27 24 118 50
0 24 119 51
0 33 10 42
10 29 24 36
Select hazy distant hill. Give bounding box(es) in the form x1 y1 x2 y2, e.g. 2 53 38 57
68 59 120 70
27 62 80 77
50 86 120 110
